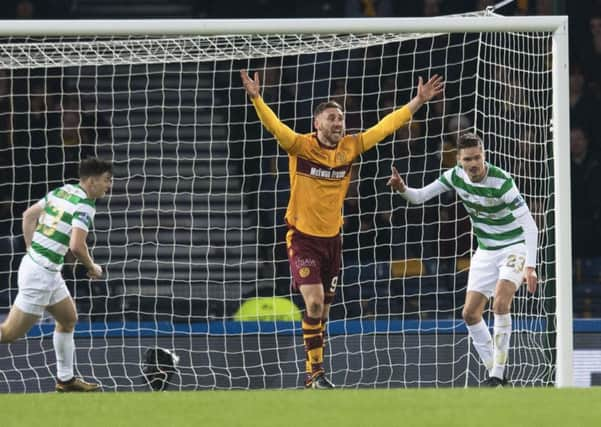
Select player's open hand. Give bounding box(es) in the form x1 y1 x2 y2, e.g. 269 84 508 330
417 74 444 103
87 263 103 280
241 69 260 99
524 266 537 294
386 166 406 192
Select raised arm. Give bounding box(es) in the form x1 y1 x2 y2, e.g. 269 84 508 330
240 69 261 99
405 75 445 115
361 75 444 151
386 166 448 204
240 69 298 151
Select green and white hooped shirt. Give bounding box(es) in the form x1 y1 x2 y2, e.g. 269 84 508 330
397 162 538 266
437 163 529 251
28 184 96 272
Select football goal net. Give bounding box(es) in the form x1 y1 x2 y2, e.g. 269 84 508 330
0 11 571 392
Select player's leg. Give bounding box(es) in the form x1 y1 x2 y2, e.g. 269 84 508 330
320 235 341 366
46 294 77 382
321 292 333 351
313 293 337 388
489 244 527 383
489 279 516 382
286 229 329 388
300 283 326 383
1 255 49 342
463 248 498 378
46 285 99 392
0 305 40 343
463 291 493 373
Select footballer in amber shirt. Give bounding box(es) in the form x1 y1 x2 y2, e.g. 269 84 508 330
251 96 412 237
242 69 444 389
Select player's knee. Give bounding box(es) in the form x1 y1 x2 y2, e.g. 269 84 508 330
0 325 21 343
492 300 511 315
63 318 77 332
56 315 78 333
462 308 480 325
306 301 323 317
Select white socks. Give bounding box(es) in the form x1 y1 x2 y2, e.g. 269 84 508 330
491 313 512 380
466 319 494 372
467 314 512 379
53 331 75 382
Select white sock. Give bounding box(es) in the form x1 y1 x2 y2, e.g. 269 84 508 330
466 319 494 373
491 313 512 380
53 330 75 382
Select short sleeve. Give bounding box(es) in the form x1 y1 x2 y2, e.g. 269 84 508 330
72 204 95 231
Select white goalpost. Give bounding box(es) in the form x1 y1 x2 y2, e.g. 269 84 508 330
0 13 572 392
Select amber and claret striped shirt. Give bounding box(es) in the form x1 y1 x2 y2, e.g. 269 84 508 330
251 96 412 238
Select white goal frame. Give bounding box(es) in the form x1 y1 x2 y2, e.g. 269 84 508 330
0 15 572 387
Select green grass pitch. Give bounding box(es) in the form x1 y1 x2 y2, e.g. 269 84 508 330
1 388 600 427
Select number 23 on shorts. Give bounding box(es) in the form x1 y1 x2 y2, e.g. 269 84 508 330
505 254 525 273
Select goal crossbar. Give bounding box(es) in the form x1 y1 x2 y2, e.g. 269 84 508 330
0 16 567 36
0 14 572 389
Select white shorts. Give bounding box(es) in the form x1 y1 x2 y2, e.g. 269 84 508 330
466 243 527 299
14 254 71 316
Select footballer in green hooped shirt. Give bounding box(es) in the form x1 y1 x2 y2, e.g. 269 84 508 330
0 157 112 392
388 132 538 388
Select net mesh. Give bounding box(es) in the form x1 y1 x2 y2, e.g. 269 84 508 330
0 19 556 391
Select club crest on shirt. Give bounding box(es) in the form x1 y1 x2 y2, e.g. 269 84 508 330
299 267 311 278
75 212 91 226
335 152 346 164
511 195 526 209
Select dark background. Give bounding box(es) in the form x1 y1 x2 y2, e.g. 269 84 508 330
0 0 599 318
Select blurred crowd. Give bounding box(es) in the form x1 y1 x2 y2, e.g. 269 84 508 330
565 3 601 317
0 0 600 318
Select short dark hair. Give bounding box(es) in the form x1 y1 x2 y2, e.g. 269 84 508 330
79 157 113 179
313 100 343 117
457 132 484 151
